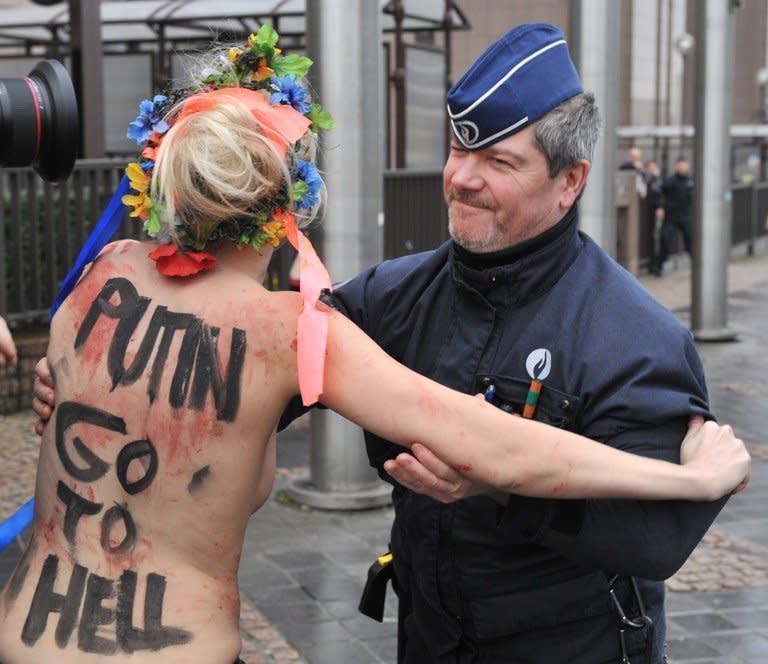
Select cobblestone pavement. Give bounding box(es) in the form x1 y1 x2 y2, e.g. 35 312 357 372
1 252 768 663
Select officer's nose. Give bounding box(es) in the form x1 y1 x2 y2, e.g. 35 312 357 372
448 153 484 191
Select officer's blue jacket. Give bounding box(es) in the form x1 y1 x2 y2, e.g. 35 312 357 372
285 206 727 662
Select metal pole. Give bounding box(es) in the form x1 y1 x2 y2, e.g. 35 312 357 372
69 0 104 158
691 0 736 340
654 0 663 161
286 0 390 509
663 0 673 172
571 0 620 255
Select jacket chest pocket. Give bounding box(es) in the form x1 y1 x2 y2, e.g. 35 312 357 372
473 374 579 430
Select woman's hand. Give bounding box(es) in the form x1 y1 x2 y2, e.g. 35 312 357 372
32 357 55 435
681 416 751 499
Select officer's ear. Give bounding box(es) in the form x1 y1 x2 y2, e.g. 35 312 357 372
558 160 590 209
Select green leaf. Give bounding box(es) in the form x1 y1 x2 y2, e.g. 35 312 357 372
273 54 313 78
144 211 162 235
292 180 309 203
254 24 279 50
308 104 336 132
251 231 267 252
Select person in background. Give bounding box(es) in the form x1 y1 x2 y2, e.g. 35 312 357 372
0 317 18 368
643 159 665 275
278 23 743 663
658 155 694 274
619 146 644 172
620 145 647 198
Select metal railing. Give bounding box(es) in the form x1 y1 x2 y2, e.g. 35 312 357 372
3 165 767 324
1 159 139 324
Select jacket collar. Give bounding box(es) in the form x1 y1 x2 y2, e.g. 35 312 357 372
450 205 581 304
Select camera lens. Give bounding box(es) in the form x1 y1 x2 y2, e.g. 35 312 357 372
0 60 79 183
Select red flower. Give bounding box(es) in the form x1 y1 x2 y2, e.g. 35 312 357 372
148 244 216 277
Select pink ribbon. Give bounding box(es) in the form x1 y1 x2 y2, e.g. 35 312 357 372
285 215 332 405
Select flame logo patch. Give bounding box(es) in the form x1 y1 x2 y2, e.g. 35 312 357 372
525 348 552 381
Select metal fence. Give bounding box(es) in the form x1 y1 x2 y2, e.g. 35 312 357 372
1 159 139 323
732 182 768 254
2 165 767 324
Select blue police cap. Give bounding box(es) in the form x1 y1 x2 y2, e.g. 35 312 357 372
447 23 583 150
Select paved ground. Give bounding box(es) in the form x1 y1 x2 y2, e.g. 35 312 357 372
1 249 767 663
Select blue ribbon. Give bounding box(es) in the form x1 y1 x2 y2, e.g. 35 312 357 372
0 498 35 551
50 174 131 318
0 175 131 552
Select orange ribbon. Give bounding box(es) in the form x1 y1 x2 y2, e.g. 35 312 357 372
177 87 311 158
284 214 332 405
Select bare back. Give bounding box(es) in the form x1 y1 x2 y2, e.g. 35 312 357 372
0 240 301 664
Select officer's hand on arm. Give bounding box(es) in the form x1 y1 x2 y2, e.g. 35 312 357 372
384 443 508 505
680 416 750 496
383 393 508 504
0 316 17 368
32 356 55 435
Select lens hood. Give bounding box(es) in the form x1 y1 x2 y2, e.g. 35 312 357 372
28 60 80 183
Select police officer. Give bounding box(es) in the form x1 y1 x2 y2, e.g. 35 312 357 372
282 23 727 663
644 160 665 275
658 155 694 274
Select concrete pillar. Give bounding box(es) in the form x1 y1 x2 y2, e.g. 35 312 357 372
285 0 390 509
691 0 736 341
570 0 621 254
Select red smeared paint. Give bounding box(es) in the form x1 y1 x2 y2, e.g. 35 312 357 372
78 324 111 373
43 518 56 545
86 486 96 502
79 421 120 449
289 337 298 352
452 464 473 473
550 481 567 496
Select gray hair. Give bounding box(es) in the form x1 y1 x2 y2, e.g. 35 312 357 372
533 92 601 177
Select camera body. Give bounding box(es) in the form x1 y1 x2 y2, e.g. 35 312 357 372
0 60 79 183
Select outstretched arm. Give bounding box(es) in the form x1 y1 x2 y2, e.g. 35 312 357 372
384 415 748 504
320 309 750 503
32 310 751 503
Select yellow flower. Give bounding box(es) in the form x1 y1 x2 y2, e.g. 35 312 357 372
261 219 288 247
122 162 153 219
229 47 243 63
247 33 257 49
125 162 150 193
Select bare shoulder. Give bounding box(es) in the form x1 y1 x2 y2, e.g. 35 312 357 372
99 238 141 257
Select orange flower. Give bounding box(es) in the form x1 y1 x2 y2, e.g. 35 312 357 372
252 57 275 81
261 216 288 247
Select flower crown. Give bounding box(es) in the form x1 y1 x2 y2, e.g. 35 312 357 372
121 24 335 277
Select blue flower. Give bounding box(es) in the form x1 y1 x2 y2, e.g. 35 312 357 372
270 75 312 115
293 159 323 209
126 95 170 145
